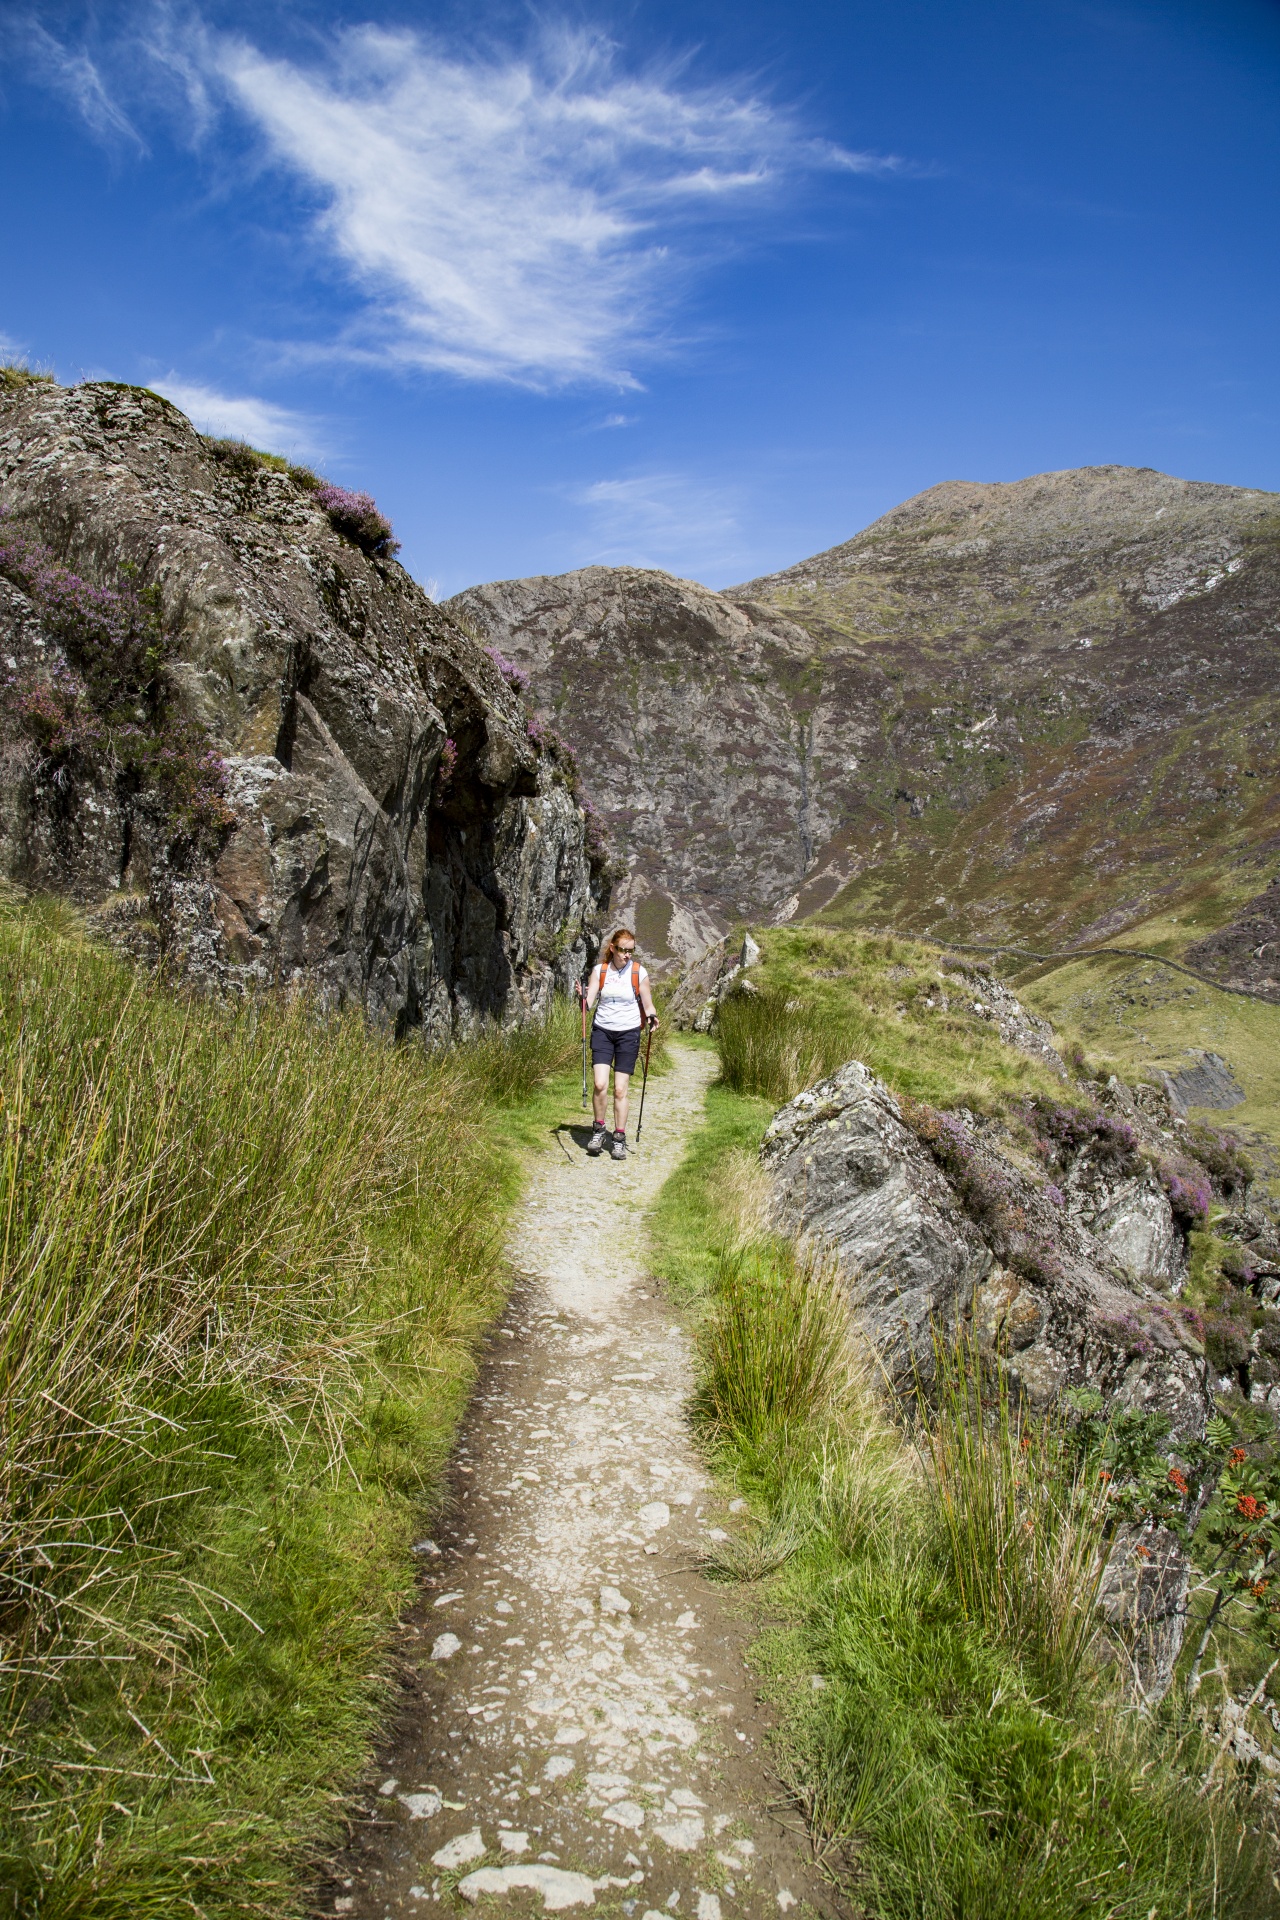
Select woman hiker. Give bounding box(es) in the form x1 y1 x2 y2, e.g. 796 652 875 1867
584 927 659 1160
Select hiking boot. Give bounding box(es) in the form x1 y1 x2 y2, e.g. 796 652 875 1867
610 1130 627 1160
587 1122 609 1157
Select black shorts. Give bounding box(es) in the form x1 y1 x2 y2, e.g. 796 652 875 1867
591 1024 642 1075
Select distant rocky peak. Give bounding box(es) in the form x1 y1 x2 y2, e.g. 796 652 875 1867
452 463 1280 969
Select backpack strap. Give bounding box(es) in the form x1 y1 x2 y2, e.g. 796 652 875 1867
598 961 609 993
632 961 641 1001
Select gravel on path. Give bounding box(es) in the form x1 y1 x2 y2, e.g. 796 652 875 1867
329 1044 834 1920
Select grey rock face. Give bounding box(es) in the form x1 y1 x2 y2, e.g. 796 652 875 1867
1163 1051 1247 1112
761 1061 995 1387
760 1060 1209 1438
761 1053 1216 1701
1066 1169 1185 1289
0 383 605 1030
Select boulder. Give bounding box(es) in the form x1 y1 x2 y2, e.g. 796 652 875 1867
0 382 607 1031
760 1061 994 1386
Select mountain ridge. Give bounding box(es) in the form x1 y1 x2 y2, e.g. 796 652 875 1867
449 461 1280 974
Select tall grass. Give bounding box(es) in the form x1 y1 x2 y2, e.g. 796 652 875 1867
689 1245 853 1456
650 1071 1273 1920
716 986 871 1103
925 1338 1112 1703
0 895 578 1917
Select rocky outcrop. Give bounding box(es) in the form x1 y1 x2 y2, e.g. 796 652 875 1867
449 467 1280 969
668 932 761 1031
759 1052 1222 1702
759 1060 1209 1435
936 956 1067 1075
447 567 820 967
0 381 606 1032
1185 879 1280 1003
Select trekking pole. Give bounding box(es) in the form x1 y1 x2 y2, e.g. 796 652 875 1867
635 1018 655 1144
577 982 588 1110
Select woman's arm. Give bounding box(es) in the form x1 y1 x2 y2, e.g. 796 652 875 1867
639 971 659 1027
585 969 600 1011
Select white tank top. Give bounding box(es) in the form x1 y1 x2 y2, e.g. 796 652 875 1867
594 961 647 1033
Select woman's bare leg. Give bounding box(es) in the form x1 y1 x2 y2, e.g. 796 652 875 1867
612 1071 631 1134
592 1062 610 1125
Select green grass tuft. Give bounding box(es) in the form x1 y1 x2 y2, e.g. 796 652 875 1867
0 364 56 394
689 1245 853 1459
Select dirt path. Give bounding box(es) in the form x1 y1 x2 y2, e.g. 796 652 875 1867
330 1044 833 1920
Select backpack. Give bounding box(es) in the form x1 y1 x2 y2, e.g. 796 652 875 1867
598 959 641 1002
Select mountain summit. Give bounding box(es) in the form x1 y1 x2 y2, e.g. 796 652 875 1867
449 464 1280 965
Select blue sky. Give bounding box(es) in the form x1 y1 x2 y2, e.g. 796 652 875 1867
2 1 1278 595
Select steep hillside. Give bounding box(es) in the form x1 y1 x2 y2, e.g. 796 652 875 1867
450 466 1280 969
447 567 819 959
0 377 605 1031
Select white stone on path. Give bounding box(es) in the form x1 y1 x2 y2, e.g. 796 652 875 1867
638 1501 670 1532
398 1790 443 1819
431 1632 462 1660
656 1816 705 1851
542 1754 575 1781
697 1897 721 1920
458 1865 597 1910
498 1829 529 1853
601 1799 645 1832
432 1829 486 1869
599 1586 630 1615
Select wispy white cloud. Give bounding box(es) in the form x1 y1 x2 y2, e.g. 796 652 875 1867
570 471 748 581
14 11 904 390
9 14 143 150
193 23 895 388
148 375 325 457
